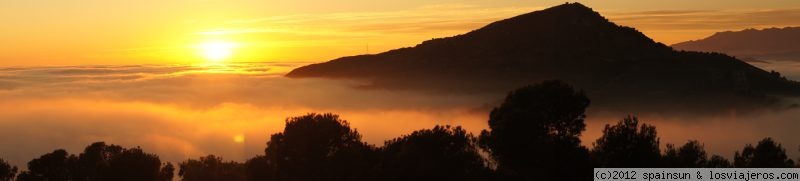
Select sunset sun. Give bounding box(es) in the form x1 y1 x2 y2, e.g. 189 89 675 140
198 41 236 62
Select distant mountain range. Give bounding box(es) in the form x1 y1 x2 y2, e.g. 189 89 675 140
287 3 800 113
672 27 800 62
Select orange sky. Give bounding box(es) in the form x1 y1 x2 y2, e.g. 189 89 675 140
1 0 799 66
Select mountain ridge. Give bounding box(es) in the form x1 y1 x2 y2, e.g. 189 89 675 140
287 3 800 113
672 27 800 61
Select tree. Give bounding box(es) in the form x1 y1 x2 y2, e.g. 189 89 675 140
663 140 708 167
159 162 175 181
244 155 273 181
734 138 795 167
479 80 591 180
263 113 378 181
73 142 124 181
380 125 489 181
0 158 16 181
104 147 163 181
179 155 245 181
16 149 75 181
592 116 660 167
16 142 170 181
707 155 732 168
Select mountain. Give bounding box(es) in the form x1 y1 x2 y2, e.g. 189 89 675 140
672 27 800 62
287 3 800 113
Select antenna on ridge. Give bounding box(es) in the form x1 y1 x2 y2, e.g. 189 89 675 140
366 43 370 54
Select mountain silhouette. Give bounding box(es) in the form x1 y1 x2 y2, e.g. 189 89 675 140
672 27 800 62
287 3 800 113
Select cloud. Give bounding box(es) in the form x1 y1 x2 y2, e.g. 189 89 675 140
0 63 498 168
0 63 798 169
0 63 503 111
0 95 490 170
750 60 800 80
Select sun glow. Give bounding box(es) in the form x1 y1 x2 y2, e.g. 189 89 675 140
198 41 237 62
233 134 245 143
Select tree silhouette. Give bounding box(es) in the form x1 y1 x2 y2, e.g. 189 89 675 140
16 149 75 181
159 162 175 181
479 80 591 180
16 142 171 181
105 147 162 181
734 138 795 167
707 155 732 168
592 116 660 167
73 142 124 181
380 125 489 181
663 140 707 167
261 113 378 181
179 155 245 181
244 155 273 181
0 158 16 181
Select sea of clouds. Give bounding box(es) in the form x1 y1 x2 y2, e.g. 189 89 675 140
0 62 797 168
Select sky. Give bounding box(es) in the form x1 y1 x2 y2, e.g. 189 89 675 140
1 0 800 66
1 1 800 168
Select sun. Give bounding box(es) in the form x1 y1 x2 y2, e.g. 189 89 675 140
198 41 236 62
233 134 245 144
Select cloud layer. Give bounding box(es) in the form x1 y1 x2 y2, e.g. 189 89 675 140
0 63 497 168
0 63 798 169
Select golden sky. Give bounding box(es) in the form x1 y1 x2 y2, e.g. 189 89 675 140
1 0 799 66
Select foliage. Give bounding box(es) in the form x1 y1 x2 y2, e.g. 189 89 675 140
380 125 489 181
707 155 733 168
663 140 708 167
0 158 15 181
179 155 245 181
592 116 660 167
479 80 591 180
15 142 171 181
243 156 272 181
262 113 378 181
734 138 795 167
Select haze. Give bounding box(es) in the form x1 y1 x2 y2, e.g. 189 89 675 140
1 0 800 174
0 63 798 168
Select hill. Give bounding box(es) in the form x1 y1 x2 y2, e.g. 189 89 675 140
287 3 800 113
672 27 800 62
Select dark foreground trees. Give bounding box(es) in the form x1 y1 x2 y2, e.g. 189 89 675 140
246 113 379 181
662 140 733 168
6 80 799 181
380 125 490 181
590 117 737 168
16 149 72 181
243 156 270 181
734 138 795 167
15 142 173 181
592 116 660 167
479 80 592 180
0 158 15 181
241 114 497 181
663 140 708 167
179 155 245 181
